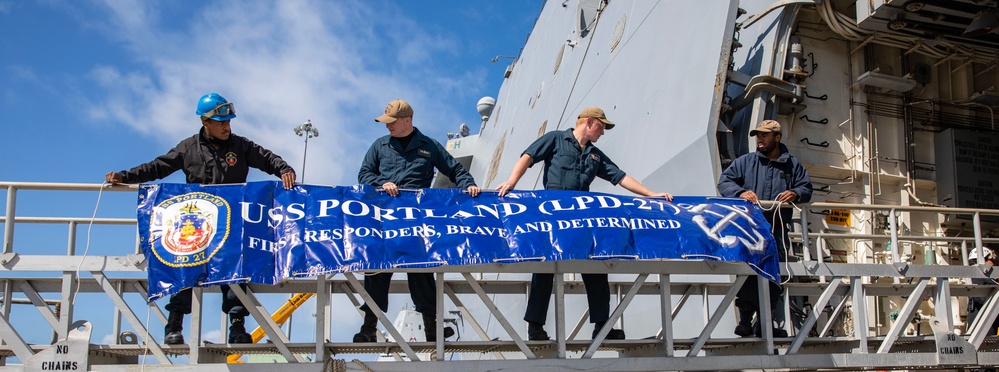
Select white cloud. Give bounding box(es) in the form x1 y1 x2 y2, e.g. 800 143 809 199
202 329 223 343
83 0 486 186
99 333 115 344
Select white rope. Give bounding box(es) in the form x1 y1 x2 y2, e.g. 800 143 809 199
81 183 157 367
140 305 151 370
198 277 250 286
72 182 107 304
758 197 800 285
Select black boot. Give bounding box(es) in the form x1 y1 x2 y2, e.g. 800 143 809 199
353 311 378 343
228 316 252 344
163 311 185 345
527 321 550 341
593 321 626 340
734 307 755 337
422 312 454 342
752 324 789 337
772 327 789 338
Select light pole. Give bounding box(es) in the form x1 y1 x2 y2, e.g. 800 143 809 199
290 120 318 337
293 120 319 183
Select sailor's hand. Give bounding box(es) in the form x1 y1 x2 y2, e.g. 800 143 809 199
105 172 123 185
381 182 399 197
739 190 759 204
280 172 296 190
651 192 673 202
777 190 797 203
496 180 517 196
466 186 481 197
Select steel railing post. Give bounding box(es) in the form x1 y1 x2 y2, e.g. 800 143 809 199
315 275 328 362
61 221 78 340
190 287 203 363
962 240 969 266
659 274 674 356
889 208 899 263
801 207 811 261
974 212 984 260
4 185 16 253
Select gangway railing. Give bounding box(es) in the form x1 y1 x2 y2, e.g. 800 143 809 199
1 181 999 371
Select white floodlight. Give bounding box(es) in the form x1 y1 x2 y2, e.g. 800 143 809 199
857 70 917 92
293 120 319 182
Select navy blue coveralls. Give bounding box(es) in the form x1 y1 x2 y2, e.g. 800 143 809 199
116 128 295 317
717 143 812 323
520 128 627 326
357 127 477 318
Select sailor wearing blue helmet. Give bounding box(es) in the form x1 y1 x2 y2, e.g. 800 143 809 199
105 92 296 345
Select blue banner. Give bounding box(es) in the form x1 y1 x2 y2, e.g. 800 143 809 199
138 181 779 301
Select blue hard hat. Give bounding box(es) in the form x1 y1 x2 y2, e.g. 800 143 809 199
196 93 237 121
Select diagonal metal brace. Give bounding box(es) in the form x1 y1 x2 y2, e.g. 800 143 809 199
444 284 506 360
788 277 844 354
18 280 61 336
877 278 929 353
970 286 999 348
130 282 168 327
689 275 747 356
0 298 34 361
583 273 649 358
337 283 404 361
343 274 421 361
460 272 536 358
91 271 171 364
657 284 696 339
228 284 304 363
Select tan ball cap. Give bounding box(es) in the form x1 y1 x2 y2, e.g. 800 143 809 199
749 120 781 136
578 106 616 129
375 99 414 123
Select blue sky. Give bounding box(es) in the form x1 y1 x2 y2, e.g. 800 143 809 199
0 0 542 361
1 0 540 186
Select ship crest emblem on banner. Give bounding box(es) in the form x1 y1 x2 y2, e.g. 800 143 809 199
150 192 231 267
689 203 766 252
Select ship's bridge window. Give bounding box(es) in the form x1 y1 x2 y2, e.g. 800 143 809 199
578 0 605 37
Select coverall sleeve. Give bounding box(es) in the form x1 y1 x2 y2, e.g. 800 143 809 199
596 154 627 185
118 143 185 184
790 160 813 203
358 143 390 186
717 157 747 198
243 138 295 177
522 132 558 166
432 140 477 189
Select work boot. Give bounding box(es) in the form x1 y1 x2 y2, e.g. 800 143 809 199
353 311 378 343
753 326 789 338
772 328 789 338
228 316 252 344
422 312 454 342
734 307 755 337
527 321 550 341
593 322 626 340
163 311 185 345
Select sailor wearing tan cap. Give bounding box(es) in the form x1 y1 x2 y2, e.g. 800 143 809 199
717 119 812 338
496 106 673 341
354 99 481 343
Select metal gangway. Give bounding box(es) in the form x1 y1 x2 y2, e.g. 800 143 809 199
2 181 999 371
